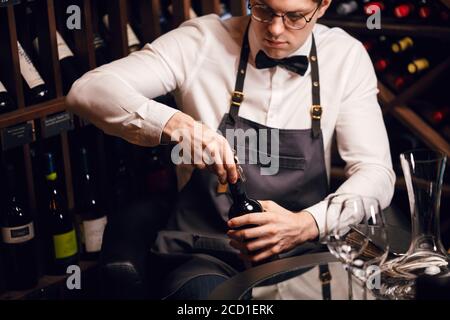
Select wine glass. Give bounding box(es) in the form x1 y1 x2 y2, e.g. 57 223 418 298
351 197 390 300
324 194 368 300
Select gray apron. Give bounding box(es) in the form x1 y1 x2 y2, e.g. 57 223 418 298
152 25 329 299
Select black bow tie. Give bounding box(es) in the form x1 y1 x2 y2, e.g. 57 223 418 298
255 50 309 76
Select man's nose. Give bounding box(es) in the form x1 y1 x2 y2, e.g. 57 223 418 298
267 16 285 37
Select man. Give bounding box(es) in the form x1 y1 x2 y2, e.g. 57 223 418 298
67 0 395 299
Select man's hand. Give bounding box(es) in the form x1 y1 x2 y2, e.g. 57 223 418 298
227 200 319 263
162 112 238 184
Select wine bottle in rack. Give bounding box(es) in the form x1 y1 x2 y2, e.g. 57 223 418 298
17 41 50 106
33 30 82 95
0 80 16 114
76 147 107 260
93 32 110 67
43 152 79 275
110 138 136 212
417 0 432 19
363 35 396 74
407 57 431 75
386 56 430 93
393 3 415 19
362 0 386 16
102 14 142 53
219 1 232 20
0 164 39 290
335 0 358 16
391 36 414 54
412 101 450 129
56 31 82 95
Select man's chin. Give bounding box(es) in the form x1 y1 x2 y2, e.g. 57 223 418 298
263 48 290 59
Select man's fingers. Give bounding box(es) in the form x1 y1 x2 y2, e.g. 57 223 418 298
227 213 271 229
223 143 238 184
250 245 280 263
244 237 277 252
227 225 273 241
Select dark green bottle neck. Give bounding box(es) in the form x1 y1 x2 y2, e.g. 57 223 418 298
229 178 248 203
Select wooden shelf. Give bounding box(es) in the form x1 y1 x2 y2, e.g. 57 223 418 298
0 97 66 130
319 18 450 40
331 166 450 197
378 82 450 157
442 0 450 10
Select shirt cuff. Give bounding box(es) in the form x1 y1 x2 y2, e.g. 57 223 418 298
127 98 180 145
304 200 329 241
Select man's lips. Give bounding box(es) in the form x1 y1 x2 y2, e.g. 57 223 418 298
265 39 288 47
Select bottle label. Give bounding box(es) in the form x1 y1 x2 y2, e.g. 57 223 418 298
0 81 7 93
127 24 140 48
56 31 74 60
53 229 78 259
17 41 45 89
103 15 140 49
1 222 35 244
82 216 107 253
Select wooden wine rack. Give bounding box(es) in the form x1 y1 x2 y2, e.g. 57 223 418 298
0 0 247 299
0 0 248 214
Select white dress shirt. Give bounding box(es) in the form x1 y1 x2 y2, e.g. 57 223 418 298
66 14 396 238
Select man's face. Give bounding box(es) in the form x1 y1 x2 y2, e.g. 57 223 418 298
249 0 331 59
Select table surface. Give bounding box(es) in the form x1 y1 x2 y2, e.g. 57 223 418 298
209 223 412 300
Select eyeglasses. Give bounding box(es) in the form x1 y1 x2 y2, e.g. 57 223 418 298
248 1 323 30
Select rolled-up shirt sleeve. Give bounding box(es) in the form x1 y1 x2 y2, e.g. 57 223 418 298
306 42 396 240
66 19 209 146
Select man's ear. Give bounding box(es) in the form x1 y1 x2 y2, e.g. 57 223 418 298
317 0 332 19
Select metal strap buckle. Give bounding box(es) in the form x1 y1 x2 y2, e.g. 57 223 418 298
319 271 332 284
231 91 244 107
311 105 322 120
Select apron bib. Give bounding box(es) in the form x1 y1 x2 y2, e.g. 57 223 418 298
153 23 329 298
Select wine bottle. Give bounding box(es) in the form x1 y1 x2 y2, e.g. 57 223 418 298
143 147 174 194
391 36 414 54
0 80 16 114
102 14 142 53
17 41 49 105
336 1 358 16
76 147 107 260
43 152 79 275
0 255 6 295
32 31 82 95
228 179 262 223
407 57 430 75
109 139 137 213
362 1 385 16
417 0 432 19
219 2 232 20
0 164 38 290
364 35 394 74
228 157 277 267
56 31 82 95
93 33 110 67
417 104 450 129
393 3 415 19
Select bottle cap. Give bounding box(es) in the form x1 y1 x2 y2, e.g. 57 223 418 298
44 153 58 181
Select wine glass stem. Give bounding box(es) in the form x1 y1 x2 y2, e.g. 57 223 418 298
347 266 353 300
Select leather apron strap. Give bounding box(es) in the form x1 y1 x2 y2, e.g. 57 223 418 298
228 24 322 139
